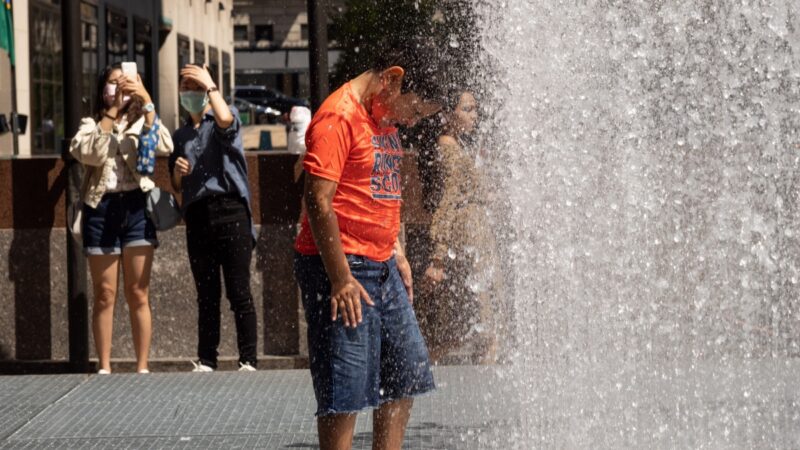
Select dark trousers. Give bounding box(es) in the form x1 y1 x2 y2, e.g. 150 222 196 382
185 194 257 368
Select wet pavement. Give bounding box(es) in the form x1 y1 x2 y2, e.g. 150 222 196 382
0 366 509 449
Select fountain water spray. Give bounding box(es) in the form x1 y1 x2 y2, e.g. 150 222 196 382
470 1 800 447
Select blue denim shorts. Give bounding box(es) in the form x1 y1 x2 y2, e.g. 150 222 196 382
294 253 435 416
83 190 158 256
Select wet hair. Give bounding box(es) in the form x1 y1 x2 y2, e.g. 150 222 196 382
441 87 473 113
417 87 475 214
370 47 412 74
369 44 430 94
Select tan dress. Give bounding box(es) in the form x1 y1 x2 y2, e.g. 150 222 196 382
418 138 499 357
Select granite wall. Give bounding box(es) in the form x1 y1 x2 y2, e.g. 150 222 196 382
0 153 306 369
0 151 430 371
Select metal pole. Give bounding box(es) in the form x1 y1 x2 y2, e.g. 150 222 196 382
307 0 329 111
62 0 89 373
10 60 18 156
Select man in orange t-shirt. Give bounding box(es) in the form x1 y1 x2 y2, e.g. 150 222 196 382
293 49 441 450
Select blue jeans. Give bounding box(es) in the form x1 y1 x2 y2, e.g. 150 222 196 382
83 190 158 255
294 253 435 416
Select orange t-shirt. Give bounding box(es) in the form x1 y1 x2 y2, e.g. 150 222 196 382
294 82 403 262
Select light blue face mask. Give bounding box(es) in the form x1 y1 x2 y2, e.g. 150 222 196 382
180 91 209 114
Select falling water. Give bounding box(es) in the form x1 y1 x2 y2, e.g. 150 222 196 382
472 1 800 447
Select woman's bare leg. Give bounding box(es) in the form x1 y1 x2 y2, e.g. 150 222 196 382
122 245 154 372
88 254 120 372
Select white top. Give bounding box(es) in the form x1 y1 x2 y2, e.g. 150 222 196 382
106 153 139 192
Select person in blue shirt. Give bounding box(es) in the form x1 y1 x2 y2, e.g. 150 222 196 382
169 64 258 372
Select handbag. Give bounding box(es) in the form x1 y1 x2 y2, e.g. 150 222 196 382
67 168 92 242
145 187 182 231
67 199 83 241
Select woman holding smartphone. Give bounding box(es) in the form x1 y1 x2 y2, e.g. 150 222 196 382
69 63 173 374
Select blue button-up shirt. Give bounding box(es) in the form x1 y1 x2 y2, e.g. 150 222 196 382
169 107 255 236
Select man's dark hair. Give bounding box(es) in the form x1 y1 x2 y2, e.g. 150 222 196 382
369 41 436 96
370 46 412 73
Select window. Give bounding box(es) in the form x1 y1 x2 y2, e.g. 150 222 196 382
177 34 191 72
234 25 248 42
327 23 338 43
134 17 153 92
208 46 219 89
234 88 278 102
80 2 98 119
193 40 205 65
222 51 232 99
300 24 309 41
29 0 63 154
106 8 127 65
177 34 191 117
254 24 273 42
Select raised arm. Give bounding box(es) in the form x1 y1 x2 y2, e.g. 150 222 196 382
180 64 233 129
69 117 113 167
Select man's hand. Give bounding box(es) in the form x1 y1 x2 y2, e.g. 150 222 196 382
174 157 192 177
180 64 216 91
331 276 374 327
424 264 445 284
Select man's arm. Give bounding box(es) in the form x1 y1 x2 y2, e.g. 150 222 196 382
304 173 374 327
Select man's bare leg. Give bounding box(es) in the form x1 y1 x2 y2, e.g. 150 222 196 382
372 398 413 450
318 413 357 450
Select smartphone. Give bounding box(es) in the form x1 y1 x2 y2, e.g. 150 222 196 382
121 61 137 79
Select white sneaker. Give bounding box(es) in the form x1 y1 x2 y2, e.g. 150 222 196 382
238 362 256 372
191 361 214 372
137 369 150 374
97 369 111 375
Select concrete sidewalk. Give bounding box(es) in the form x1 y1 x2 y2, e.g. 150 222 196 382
0 366 510 449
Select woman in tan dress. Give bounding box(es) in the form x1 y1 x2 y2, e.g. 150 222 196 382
418 90 499 364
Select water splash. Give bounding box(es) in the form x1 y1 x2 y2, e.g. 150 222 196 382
472 1 800 446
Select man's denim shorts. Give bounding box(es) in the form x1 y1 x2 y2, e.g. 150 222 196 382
82 190 158 256
294 253 435 416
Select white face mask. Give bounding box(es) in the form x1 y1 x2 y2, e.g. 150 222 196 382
103 83 131 108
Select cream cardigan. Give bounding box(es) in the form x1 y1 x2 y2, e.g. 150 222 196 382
69 115 174 208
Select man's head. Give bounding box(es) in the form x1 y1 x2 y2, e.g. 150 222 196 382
364 48 441 128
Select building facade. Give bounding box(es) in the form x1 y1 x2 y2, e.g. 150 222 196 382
232 0 343 100
159 0 235 131
0 0 234 157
